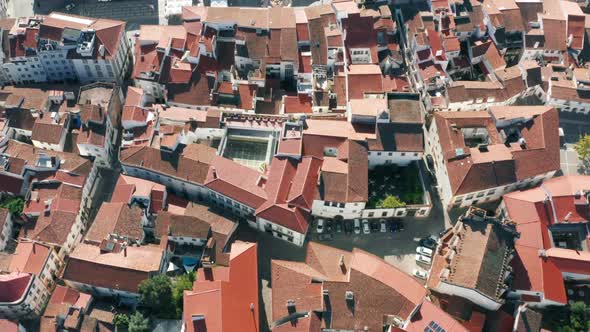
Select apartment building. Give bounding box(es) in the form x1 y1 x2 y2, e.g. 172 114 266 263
0 13 130 85
425 106 560 209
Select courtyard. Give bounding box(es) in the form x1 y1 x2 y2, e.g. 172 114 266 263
367 163 426 209
223 138 269 170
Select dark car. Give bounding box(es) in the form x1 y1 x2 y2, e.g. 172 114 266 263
388 220 397 232
335 220 343 233
326 219 333 233
419 237 438 250
370 220 380 232
397 221 405 231
344 220 353 234
319 233 333 241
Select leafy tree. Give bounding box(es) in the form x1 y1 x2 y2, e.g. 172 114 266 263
113 313 129 329
575 134 590 161
138 275 175 318
545 302 590 332
378 195 406 209
0 197 24 215
569 301 590 332
128 312 150 332
172 272 196 318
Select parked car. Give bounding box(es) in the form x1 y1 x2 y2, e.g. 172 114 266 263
362 219 370 234
416 246 433 257
354 219 361 234
335 220 343 233
316 219 325 234
419 237 438 250
65 3 76 11
415 254 432 265
344 220 352 234
379 219 387 233
319 233 333 241
413 269 429 280
326 219 333 233
397 221 405 231
370 220 380 232
388 220 398 232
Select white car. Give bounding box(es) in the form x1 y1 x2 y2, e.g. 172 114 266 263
416 246 433 257
413 269 429 280
416 254 432 265
379 219 387 233
65 3 76 11
316 219 325 234
362 219 370 234
353 219 361 234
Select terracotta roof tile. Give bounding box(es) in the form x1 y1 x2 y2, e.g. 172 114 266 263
85 202 144 245
183 242 258 332
62 243 164 293
155 211 211 239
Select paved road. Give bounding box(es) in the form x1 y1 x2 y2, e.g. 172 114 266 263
558 112 590 176
235 176 448 331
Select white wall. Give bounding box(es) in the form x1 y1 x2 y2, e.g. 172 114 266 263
311 200 366 219
0 211 12 250
256 216 305 247
436 281 502 311
123 164 208 201
368 151 422 167
77 143 105 159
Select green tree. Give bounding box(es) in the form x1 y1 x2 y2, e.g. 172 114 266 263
172 272 196 318
378 195 406 209
575 135 590 161
138 275 175 318
128 312 150 332
113 313 129 329
0 197 24 215
569 301 590 332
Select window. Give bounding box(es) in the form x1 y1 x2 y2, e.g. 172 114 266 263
476 192 485 198
368 212 374 217
487 189 495 196
465 194 474 200
377 152 382 156
401 152 406 156
382 211 387 217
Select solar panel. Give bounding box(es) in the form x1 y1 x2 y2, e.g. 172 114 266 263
425 321 446 332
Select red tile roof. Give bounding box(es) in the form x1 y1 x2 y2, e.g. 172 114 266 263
9 241 51 275
503 176 590 304
205 156 268 209
405 300 469 332
433 106 559 195
271 243 426 330
183 242 258 332
62 243 164 293
283 95 312 114
0 273 32 303
85 202 144 245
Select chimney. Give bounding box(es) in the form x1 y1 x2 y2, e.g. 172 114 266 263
339 254 346 273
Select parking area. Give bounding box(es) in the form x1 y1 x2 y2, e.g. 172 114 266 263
309 214 443 278
559 112 590 175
